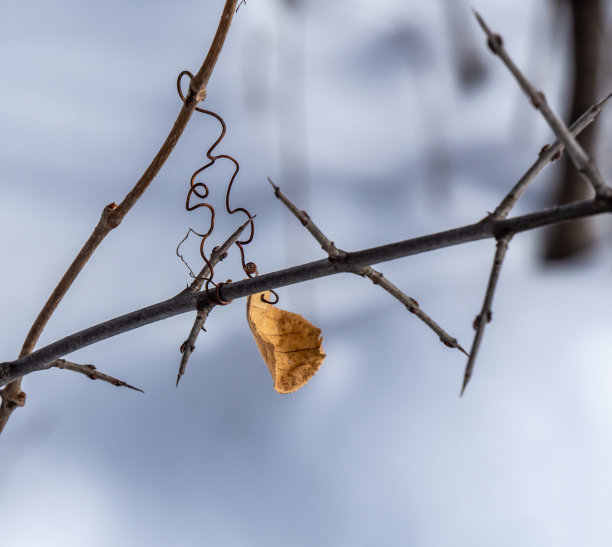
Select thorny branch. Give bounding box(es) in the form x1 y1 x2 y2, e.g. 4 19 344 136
1 195 611 387
267 178 467 355
0 0 238 433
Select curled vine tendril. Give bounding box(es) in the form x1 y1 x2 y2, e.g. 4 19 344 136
175 70 278 305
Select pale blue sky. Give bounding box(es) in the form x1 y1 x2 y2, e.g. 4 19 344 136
2 1 612 545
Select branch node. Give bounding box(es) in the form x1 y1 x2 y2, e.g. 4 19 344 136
487 33 503 52
1 388 26 410
531 90 546 109
101 202 121 229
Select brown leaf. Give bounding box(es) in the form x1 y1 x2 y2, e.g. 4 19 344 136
246 291 325 393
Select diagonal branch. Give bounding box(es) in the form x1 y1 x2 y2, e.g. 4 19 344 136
473 10 612 199
460 235 511 395
268 177 466 355
0 0 238 433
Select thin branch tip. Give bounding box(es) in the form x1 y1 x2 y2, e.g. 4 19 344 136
267 177 280 195
52 359 144 393
460 376 470 397
270 180 467 358
471 9 486 29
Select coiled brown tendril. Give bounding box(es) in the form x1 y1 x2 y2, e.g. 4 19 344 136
261 290 279 305
176 70 270 302
205 279 233 306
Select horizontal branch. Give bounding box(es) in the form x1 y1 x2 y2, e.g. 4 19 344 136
1 196 610 385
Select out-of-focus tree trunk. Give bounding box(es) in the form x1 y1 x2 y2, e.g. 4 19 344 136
543 0 602 261
441 0 487 90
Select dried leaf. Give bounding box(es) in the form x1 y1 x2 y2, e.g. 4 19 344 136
246 291 325 393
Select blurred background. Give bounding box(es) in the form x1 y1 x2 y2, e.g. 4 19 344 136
2 0 612 545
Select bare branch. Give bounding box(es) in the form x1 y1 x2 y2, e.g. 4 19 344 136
0 0 238 433
460 235 511 395
1 196 610 387
269 178 467 354
50 359 144 393
473 10 612 199
492 93 612 219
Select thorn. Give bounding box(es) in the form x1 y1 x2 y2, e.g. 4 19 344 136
460 374 470 397
472 8 486 31
267 177 280 195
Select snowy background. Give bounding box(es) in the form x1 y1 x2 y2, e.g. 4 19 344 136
2 0 612 545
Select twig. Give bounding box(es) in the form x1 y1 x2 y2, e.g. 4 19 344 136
50 359 144 393
492 93 612 219
1 196 611 387
269 178 468 355
186 217 254 293
176 305 213 387
268 178 342 257
174 219 253 386
460 235 511 395
473 10 612 199
0 0 238 433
